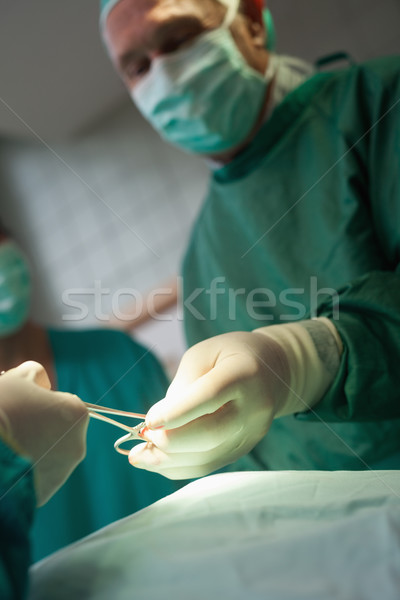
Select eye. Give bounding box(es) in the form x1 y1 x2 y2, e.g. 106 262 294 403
161 30 200 55
124 57 151 82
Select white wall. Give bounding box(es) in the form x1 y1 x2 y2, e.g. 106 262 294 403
0 104 208 368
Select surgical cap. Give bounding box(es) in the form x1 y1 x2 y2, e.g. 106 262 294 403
220 0 264 26
100 0 275 50
100 0 267 31
100 0 121 29
0 240 31 337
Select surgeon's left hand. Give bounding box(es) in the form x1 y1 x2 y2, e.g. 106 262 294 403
129 320 341 479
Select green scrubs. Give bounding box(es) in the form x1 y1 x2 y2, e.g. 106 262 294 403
183 56 400 471
32 329 180 562
0 439 34 600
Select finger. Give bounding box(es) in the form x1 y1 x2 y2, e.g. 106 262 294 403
142 401 241 453
128 441 224 472
152 463 224 480
52 391 89 426
9 361 51 390
128 443 229 479
130 462 222 480
168 337 223 391
146 354 252 430
146 373 228 430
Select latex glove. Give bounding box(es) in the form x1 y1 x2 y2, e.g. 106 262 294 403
0 361 88 506
129 319 342 479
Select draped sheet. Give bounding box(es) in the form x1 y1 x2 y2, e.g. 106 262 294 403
29 470 400 600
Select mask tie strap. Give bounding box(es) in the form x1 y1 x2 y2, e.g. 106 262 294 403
222 0 240 28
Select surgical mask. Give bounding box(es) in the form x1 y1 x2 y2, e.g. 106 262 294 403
0 240 31 337
266 54 315 112
207 53 315 170
131 0 269 155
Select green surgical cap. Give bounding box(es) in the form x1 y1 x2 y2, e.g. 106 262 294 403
100 0 276 51
263 9 276 52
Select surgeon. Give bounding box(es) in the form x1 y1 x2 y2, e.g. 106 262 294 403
0 233 181 561
100 0 400 477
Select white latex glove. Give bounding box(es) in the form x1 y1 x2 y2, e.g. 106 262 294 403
129 319 342 479
0 361 88 506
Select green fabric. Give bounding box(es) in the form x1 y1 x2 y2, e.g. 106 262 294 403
32 329 181 562
100 0 116 14
0 438 35 600
183 56 400 471
100 0 112 12
263 9 276 52
0 241 31 338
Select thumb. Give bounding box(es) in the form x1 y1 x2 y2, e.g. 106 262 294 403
7 361 51 390
146 355 245 430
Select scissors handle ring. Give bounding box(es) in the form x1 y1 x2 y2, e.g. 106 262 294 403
114 422 146 455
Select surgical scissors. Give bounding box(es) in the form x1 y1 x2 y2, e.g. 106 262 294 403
85 402 147 456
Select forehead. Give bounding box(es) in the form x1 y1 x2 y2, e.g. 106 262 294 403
104 0 218 58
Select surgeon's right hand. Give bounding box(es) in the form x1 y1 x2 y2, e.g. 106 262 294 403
0 361 88 506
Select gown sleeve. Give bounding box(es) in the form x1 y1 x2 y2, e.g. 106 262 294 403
0 437 35 600
302 58 400 423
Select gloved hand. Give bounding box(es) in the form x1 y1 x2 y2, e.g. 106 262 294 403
0 361 88 506
129 319 342 479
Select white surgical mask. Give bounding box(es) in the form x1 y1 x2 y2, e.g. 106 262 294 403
131 0 269 155
265 54 315 114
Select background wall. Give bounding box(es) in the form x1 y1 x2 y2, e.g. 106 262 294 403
0 0 399 371
0 106 208 370
268 0 400 62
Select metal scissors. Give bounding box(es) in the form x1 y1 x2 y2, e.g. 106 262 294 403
85 402 147 456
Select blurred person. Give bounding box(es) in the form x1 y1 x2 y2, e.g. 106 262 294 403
0 233 181 561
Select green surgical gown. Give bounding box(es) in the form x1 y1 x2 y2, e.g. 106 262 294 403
0 438 34 600
183 56 400 471
32 329 181 562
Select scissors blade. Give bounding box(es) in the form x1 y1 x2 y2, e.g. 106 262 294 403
85 402 147 454
85 402 146 420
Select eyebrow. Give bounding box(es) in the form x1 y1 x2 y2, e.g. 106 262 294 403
118 14 204 69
